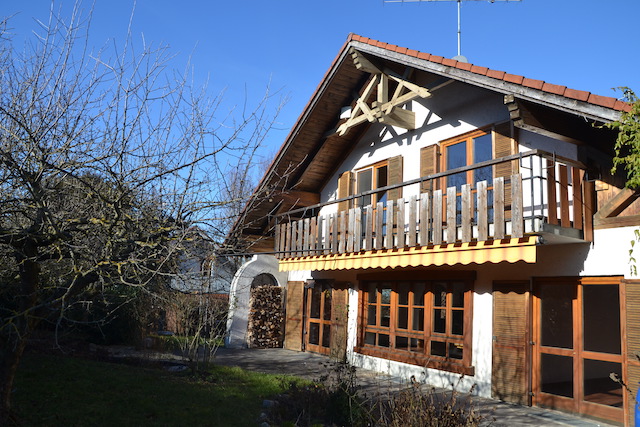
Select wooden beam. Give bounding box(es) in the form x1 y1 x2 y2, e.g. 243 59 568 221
594 188 640 220
505 95 586 145
377 106 416 130
349 47 381 74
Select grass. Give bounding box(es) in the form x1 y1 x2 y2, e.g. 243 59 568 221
13 351 301 426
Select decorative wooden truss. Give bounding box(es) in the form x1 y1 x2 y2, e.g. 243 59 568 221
336 48 431 136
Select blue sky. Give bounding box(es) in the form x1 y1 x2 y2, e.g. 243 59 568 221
4 0 639 157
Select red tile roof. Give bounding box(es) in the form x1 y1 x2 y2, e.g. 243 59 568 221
348 33 631 113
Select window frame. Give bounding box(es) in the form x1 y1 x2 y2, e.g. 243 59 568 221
354 159 389 208
356 271 475 375
440 128 494 191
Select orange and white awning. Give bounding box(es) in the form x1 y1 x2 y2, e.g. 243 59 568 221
278 236 538 272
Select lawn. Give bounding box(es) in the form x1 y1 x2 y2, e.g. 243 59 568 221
13 352 299 426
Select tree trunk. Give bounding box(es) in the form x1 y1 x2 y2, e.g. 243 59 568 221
0 336 27 424
0 241 41 424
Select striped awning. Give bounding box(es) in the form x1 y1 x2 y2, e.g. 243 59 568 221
278 236 538 272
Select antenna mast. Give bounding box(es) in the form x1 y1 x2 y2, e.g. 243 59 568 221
383 0 521 61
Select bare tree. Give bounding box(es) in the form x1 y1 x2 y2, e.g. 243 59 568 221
0 3 283 421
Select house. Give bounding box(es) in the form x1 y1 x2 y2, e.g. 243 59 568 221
225 34 638 425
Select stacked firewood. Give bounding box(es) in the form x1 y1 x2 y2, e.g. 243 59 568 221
247 285 284 348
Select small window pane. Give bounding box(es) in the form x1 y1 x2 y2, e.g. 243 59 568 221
452 310 464 335
398 283 410 305
365 332 375 345
367 306 377 325
397 307 408 329
434 282 447 307
449 343 463 360
381 287 392 304
378 334 390 347
358 169 373 207
322 324 331 348
396 336 409 350
433 309 446 333
452 282 465 307
431 340 446 357
309 323 320 345
412 308 424 331
413 282 425 306
583 359 623 407
381 306 391 327
310 289 321 319
323 292 332 321
410 338 425 352
368 287 377 303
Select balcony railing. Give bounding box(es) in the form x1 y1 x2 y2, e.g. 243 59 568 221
273 149 594 259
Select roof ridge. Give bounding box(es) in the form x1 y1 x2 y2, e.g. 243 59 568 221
348 34 631 113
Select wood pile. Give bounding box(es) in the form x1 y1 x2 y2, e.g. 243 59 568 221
247 285 284 348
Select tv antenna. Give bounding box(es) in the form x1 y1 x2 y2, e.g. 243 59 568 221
383 0 521 61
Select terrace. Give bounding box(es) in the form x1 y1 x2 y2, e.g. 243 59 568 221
273 149 594 271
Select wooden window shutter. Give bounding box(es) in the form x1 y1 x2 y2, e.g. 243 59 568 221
493 122 518 178
493 123 517 217
492 282 530 405
387 155 404 202
337 171 353 212
420 144 440 193
284 281 305 351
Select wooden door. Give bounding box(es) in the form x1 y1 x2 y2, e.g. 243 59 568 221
492 282 530 405
532 277 624 424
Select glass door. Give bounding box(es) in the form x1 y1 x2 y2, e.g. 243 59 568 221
533 278 623 424
305 284 332 355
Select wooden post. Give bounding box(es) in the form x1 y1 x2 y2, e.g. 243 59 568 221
338 211 346 253
433 190 443 245
297 219 304 256
494 177 505 240
461 184 472 242
559 165 570 227
511 174 524 238
347 208 355 253
446 187 457 243
477 181 488 241
385 200 394 249
397 198 406 248
310 217 317 256
408 195 417 247
375 201 384 250
331 214 338 254
419 192 430 246
364 205 373 251
572 168 584 230
285 222 292 257
354 207 362 252
546 159 558 225
303 218 310 256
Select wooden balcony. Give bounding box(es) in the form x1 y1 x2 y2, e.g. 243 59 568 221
273 150 595 266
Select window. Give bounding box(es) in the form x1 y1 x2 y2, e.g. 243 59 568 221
441 129 494 222
442 129 492 190
355 160 388 207
358 273 474 374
